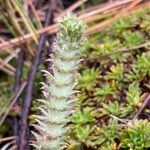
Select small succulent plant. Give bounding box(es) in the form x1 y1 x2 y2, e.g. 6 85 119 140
32 14 86 150
77 68 100 91
71 107 95 125
100 100 123 116
95 84 114 101
75 125 94 143
121 120 150 150
94 118 120 148
106 64 124 81
123 31 144 47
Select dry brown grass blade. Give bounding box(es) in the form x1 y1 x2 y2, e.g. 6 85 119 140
77 0 124 15
0 24 57 52
0 58 15 72
55 0 88 21
28 1 43 29
0 38 18 56
86 1 150 35
0 140 16 150
96 42 150 59
9 145 17 150
84 14 106 23
83 5 123 23
0 38 30 69
0 0 149 52
11 0 38 43
79 0 134 19
0 66 15 76
0 136 16 144
86 16 115 35
0 49 26 74
4 0 35 56
3 49 20 63
127 0 143 10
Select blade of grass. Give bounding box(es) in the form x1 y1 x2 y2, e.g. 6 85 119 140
11 0 38 43
1 1 34 55
0 66 14 75
5 0 35 55
0 58 15 72
0 136 16 143
0 11 17 37
28 1 43 29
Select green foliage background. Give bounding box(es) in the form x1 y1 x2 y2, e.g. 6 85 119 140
67 8 150 150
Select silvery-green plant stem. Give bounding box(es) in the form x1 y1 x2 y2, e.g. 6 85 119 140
32 14 87 150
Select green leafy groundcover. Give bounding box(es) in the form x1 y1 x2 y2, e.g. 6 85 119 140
67 8 150 150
